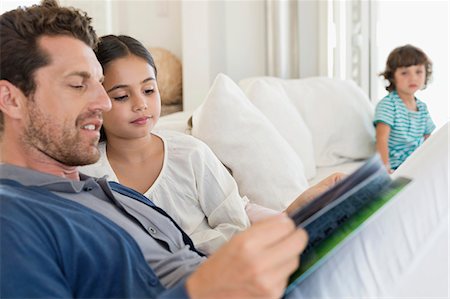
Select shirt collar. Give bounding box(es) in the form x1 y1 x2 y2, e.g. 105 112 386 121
392 90 421 102
0 163 107 193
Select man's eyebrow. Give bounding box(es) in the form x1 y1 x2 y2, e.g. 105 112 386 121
66 71 103 83
107 77 156 93
66 71 91 79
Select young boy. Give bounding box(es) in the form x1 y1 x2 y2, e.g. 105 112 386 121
374 44 435 173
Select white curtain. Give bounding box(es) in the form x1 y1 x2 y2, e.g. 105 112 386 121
265 0 299 79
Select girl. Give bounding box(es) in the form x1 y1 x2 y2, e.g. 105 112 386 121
81 35 342 254
374 44 435 173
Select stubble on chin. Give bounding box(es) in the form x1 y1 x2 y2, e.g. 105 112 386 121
23 104 101 167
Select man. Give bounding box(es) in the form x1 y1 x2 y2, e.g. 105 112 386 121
0 1 308 298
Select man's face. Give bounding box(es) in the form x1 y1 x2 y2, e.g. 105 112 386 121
22 35 111 166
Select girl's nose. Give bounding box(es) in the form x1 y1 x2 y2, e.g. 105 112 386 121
133 98 148 112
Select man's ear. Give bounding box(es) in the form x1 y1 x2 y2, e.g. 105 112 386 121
0 80 27 120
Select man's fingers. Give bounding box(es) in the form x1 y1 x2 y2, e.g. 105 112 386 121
262 228 308 271
239 213 297 248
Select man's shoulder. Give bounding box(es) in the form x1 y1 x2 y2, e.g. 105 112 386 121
0 179 85 218
0 182 167 299
0 178 48 200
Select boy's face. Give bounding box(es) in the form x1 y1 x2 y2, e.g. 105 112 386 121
20 35 111 166
393 64 426 97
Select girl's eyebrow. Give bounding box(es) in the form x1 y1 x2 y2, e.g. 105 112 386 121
107 77 155 93
106 84 128 93
142 77 155 84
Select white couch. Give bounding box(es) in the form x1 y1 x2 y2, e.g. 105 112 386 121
156 74 448 298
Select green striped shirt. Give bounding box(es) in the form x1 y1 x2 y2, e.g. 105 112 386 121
374 91 435 169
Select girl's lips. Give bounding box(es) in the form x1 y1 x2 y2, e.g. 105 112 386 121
130 116 149 125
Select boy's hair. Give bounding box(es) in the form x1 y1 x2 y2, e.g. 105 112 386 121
95 34 158 142
0 0 98 133
380 44 433 92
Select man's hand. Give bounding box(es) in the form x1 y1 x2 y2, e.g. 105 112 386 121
285 172 346 214
186 214 308 299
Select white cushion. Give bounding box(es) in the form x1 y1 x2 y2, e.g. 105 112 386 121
191 73 308 211
154 111 192 134
282 77 376 166
240 79 316 179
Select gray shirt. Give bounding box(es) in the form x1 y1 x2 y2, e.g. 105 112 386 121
0 164 205 288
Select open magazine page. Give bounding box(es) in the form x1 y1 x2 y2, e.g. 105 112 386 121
286 155 411 294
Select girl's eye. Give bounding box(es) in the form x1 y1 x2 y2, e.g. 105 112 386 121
144 89 154 95
113 95 128 101
70 85 84 89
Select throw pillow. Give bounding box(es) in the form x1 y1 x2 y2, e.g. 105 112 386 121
241 79 316 179
191 73 308 211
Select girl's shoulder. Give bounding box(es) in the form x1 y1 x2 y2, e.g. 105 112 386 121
153 130 222 175
153 130 212 156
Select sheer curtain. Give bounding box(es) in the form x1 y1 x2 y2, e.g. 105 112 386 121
265 0 299 79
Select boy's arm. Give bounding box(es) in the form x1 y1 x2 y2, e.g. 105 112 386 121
375 123 392 173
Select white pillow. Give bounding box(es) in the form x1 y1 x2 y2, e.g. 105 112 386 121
191 73 308 211
282 77 376 166
241 79 316 179
154 111 192 134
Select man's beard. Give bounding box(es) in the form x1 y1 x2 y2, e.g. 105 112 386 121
22 100 101 167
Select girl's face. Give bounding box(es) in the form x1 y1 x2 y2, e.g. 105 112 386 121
102 54 161 140
393 64 426 97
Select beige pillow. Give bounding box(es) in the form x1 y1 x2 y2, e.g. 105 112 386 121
191 73 308 211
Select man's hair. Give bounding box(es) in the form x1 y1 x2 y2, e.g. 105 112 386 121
379 44 433 92
0 0 98 132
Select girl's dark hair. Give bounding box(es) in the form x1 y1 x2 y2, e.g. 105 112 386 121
380 44 432 92
95 35 157 141
96 35 157 77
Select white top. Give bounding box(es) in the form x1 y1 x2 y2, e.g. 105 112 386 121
80 130 253 254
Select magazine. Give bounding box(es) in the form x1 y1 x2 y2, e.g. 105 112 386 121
285 154 411 294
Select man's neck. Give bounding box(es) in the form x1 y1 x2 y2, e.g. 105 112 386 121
1 136 80 181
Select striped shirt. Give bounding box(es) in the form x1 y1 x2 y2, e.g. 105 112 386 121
374 91 435 169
